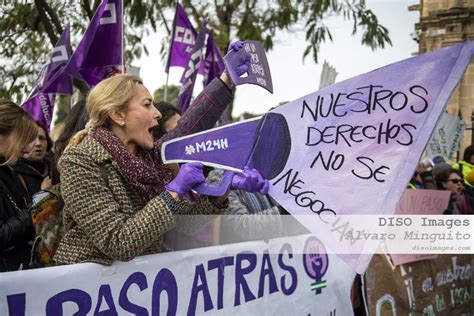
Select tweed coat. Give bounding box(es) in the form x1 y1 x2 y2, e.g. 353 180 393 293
54 78 232 265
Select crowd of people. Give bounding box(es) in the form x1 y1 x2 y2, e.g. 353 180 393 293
0 42 471 291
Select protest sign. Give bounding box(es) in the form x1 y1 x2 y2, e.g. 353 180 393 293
390 189 451 266
162 42 474 273
224 40 273 93
426 112 467 160
0 235 355 315
365 254 472 316
64 0 123 87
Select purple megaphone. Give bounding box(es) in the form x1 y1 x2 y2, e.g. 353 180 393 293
161 112 291 195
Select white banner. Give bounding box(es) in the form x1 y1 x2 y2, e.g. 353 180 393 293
0 235 355 315
426 111 466 160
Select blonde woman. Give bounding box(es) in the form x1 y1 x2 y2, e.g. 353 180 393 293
55 50 267 265
0 100 38 271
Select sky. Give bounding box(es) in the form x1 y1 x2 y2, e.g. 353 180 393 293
136 0 420 117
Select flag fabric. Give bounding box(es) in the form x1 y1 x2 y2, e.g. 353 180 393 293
176 21 207 113
31 24 73 96
21 94 56 130
64 0 123 87
22 25 73 129
165 3 221 77
165 3 197 74
202 32 225 87
161 42 474 273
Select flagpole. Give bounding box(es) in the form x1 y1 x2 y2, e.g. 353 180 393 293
121 0 125 73
164 73 169 101
163 2 180 102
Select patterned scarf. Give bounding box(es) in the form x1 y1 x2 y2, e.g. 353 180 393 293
91 127 173 202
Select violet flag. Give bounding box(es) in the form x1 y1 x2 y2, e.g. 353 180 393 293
22 25 73 130
64 0 123 87
202 32 225 87
31 24 73 96
176 21 207 113
21 94 56 131
165 3 197 73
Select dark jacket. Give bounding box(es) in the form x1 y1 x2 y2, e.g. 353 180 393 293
0 156 35 272
13 158 51 198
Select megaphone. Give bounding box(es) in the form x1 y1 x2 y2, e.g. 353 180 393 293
161 112 291 195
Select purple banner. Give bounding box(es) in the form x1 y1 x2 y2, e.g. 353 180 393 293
162 42 474 273
176 21 207 112
21 94 55 130
224 40 273 93
64 0 123 87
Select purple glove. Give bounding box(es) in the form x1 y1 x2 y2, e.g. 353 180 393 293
230 166 269 194
227 40 245 53
165 162 205 197
227 40 251 77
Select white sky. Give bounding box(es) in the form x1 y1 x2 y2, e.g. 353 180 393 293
136 0 420 117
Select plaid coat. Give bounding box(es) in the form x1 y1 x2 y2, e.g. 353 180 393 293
54 78 232 265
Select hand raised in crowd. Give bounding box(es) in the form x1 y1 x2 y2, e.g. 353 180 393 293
227 40 251 77
231 166 269 194
165 162 206 198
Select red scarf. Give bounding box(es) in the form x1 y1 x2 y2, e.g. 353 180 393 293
91 127 172 202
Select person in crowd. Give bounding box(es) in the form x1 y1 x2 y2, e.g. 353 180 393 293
54 42 267 265
408 159 436 189
14 122 53 197
453 145 474 185
51 99 89 185
220 188 285 244
153 101 181 140
434 166 473 214
0 100 39 271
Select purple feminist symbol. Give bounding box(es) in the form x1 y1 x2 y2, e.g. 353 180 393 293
303 236 329 295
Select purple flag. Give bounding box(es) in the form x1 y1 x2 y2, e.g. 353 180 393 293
22 25 73 130
31 24 73 96
176 21 207 113
225 40 273 93
21 94 56 130
202 32 225 87
165 3 197 73
64 0 123 87
162 42 474 273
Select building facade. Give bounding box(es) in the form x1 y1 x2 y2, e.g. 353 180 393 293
410 0 474 152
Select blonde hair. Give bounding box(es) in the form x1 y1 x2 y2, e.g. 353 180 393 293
68 74 143 147
0 99 38 165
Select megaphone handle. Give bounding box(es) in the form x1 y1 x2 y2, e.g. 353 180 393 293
193 170 235 196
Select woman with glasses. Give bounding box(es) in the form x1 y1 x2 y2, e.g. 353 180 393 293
434 167 473 214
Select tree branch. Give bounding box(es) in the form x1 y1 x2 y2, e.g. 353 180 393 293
92 0 101 16
41 0 63 35
159 7 170 35
34 0 58 46
82 0 93 20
